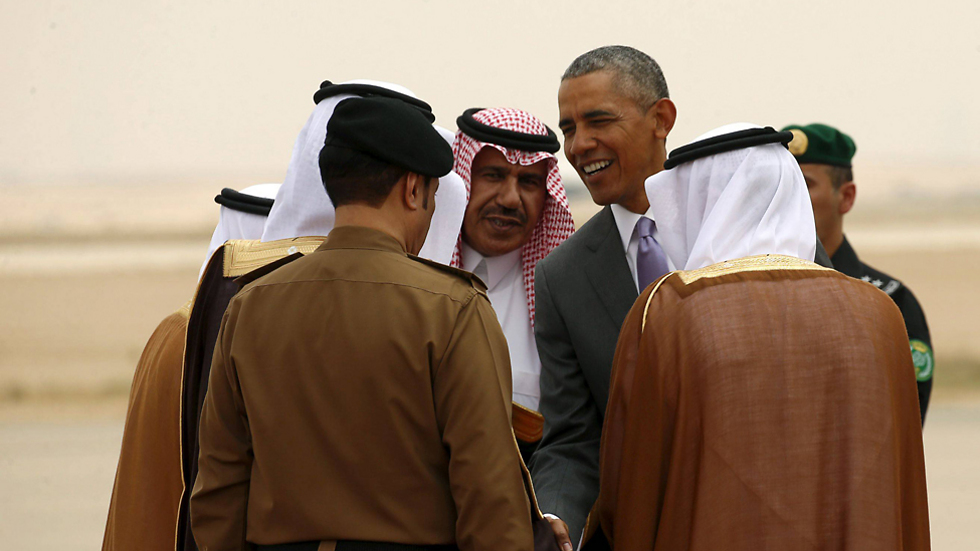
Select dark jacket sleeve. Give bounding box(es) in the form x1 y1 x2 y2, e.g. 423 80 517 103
530 261 603 543
898 287 932 423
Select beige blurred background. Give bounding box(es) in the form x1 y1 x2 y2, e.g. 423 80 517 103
2 1 979 549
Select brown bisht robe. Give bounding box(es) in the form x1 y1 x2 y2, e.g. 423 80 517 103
582 254 929 551
102 304 190 551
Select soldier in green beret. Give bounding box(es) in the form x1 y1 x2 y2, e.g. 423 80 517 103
783 123 934 424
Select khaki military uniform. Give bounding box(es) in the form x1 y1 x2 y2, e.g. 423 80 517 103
190 226 533 551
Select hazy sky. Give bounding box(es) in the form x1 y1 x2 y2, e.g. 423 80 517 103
3 0 979 186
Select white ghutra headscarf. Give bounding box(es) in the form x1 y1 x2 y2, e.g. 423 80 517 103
261 80 466 264
645 123 817 271
199 183 281 279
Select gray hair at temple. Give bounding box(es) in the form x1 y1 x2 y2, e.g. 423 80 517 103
562 45 670 110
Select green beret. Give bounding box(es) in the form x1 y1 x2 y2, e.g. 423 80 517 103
324 96 454 178
780 123 856 168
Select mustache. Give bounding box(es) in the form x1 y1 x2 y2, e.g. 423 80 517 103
480 206 527 226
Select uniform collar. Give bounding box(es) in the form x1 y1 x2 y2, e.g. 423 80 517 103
830 235 862 277
460 242 522 290
317 225 407 255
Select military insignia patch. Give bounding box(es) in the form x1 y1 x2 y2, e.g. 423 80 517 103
788 129 809 156
910 340 934 381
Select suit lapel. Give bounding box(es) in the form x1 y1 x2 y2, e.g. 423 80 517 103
584 207 639 328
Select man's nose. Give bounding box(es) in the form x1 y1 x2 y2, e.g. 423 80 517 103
566 129 595 159
496 177 522 210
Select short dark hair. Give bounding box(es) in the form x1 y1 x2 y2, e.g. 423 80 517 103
562 45 669 110
318 145 408 207
828 166 854 191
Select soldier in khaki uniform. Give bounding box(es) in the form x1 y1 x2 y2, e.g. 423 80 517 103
190 96 533 551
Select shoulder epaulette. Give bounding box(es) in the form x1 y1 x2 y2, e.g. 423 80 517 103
882 279 902 296
222 236 326 278
859 273 902 296
407 254 488 293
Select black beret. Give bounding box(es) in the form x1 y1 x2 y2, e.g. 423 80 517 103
324 96 454 178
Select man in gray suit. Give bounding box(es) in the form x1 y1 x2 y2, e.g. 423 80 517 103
533 47 835 549
531 45 678 549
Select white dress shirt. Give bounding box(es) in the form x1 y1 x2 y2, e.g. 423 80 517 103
610 203 676 292
461 243 542 411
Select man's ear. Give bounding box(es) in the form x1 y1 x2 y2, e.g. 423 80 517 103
650 98 677 140
839 181 857 215
402 171 426 211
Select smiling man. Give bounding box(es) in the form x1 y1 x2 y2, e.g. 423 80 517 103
529 45 677 548
451 107 575 464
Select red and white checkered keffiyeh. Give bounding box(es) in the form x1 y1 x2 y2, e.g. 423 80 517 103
451 107 575 325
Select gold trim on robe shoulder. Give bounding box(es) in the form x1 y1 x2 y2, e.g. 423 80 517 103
642 255 830 331
222 236 327 278
177 300 192 319
675 253 829 285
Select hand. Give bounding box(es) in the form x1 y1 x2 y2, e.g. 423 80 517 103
544 514 573 551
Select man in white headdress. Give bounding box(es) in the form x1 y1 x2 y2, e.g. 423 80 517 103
262 80 467 261
580 124 929 551
451 107 575 463
175 80 469 551
103 183 279 551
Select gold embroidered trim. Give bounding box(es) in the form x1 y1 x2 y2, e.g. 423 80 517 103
640 255 829 332
176 300 193 319
641 274 674 333
676 254 828 284
222 236 326 277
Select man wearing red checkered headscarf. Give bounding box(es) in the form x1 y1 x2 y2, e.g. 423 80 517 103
451 107 574 462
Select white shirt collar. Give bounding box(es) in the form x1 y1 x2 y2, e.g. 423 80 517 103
610 203 656 252
460 242 523 290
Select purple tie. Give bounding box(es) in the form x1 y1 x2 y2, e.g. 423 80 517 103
636 217 670 290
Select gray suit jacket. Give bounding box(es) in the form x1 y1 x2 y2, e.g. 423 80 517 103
530 206 834 541
530 206 634 541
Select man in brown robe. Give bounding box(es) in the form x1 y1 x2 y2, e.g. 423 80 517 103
102 185 278 551
190 96 533 551
582 125 929 550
